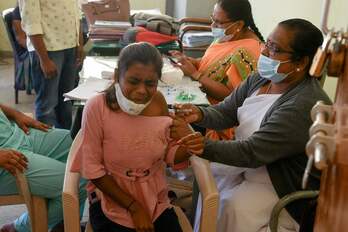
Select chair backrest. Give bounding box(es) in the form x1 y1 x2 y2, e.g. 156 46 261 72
190 156 219 232
0 170 48 232
63 130 85 232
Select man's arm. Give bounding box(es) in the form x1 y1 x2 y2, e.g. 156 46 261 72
0 104 50 133
12 20 27 48
11 6 27 48
76 20 84 67
29 35 57 78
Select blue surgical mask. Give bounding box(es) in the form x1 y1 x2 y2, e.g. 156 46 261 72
211 27 225 40
211 22 238 40
257 54 294 83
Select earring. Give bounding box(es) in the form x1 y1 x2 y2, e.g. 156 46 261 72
296 68 300 72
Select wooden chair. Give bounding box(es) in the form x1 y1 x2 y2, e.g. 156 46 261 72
0 170 48 232
63 131 219 232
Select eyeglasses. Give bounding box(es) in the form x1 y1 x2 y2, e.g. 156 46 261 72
263 40 295 56
210 15 232 26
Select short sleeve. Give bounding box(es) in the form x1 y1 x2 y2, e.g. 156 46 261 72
18 0 43 35
226 47 259 90
226 64 243 90
70 95 106 180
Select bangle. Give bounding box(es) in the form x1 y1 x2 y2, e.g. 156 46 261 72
126 200 135 212
192 71 203 81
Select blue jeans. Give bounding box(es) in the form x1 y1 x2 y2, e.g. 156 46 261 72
30 48 77 129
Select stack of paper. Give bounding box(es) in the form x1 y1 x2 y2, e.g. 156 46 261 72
65 56 209 105
79 56 117 79
182 31 214 47
63 78 111 101
94 20 132 29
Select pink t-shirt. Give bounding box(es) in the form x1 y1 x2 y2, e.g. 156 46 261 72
71 94 179 228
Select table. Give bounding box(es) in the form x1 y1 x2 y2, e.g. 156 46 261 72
64 56 209 106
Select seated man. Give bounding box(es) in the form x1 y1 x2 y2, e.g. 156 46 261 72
0 103 86 232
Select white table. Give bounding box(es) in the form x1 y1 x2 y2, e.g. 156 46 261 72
64 56 209 106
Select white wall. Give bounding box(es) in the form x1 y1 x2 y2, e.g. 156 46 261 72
247 0 347 100
129 0 165 13
172 0 216 19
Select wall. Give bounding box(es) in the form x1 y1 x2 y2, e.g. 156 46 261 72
171 0 216 19
0 0 16 54
129 0 165 12
0 0 166 53
247 0 347 100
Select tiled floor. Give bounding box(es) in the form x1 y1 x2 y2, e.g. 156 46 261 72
0 58 35 114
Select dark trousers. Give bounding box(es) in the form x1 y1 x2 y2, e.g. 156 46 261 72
29 48 77 129
90 201 183 232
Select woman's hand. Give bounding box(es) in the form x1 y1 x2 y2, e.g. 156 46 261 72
12 111 51 134
170 116 194 140
177 132 205 155
169 50 199 67
169 51 198 77
129 202 154 232
0 149 28 176
174 104 203 123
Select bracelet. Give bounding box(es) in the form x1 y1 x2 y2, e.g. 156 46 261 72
192 71 203 81
126 199 135 212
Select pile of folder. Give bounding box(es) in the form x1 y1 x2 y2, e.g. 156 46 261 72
82 0 131 41
182 31 214 48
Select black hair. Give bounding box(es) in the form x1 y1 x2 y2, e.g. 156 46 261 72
279 18 323 67
217 0 264 42
104 42 163 111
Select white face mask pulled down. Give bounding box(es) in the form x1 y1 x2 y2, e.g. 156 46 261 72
114 83 151 115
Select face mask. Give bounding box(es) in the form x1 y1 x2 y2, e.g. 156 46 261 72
115 83 151 115
211 22 237 40
211 27 225 40
257 54 294 83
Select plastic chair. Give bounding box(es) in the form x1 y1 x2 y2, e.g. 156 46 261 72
0 170 48 232
1 8 32 104
63 131 219 232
